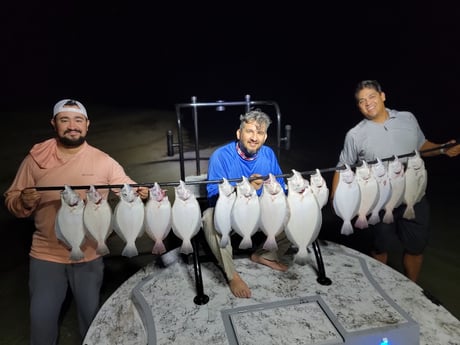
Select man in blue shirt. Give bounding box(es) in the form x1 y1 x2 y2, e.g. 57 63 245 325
202 110 291 298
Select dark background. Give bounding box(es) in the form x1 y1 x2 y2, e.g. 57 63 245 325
1 4 460 343
2 1 460 143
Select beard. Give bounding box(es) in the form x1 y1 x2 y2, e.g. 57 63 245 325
238 140 258 157
57 135 86 148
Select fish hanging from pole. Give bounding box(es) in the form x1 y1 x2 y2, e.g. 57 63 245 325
144 182 172 255
171 180 202 254
83 185 113 256
213 178 236 248
333 164 360 236
55 185 86 261
259 173 288 251
113 184 145 258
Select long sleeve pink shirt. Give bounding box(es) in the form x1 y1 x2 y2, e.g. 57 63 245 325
4 138 137 263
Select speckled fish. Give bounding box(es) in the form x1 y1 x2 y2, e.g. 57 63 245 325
309 169 329 209
383 155 406 224
55 185 86 261
231 176 261 250
113 183 145 258
368 158 392 225
144 182 172 255
83 185 113 256
352 161 377 229
259 173 288 251
285 170 322 265
213 178 236 248
333 164 360 235
403 151 428 219
171 180 202 254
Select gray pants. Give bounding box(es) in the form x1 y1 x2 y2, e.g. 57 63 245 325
202 207 292 281
29 257 104 345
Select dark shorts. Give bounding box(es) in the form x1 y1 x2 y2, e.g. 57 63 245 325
372 196 430 255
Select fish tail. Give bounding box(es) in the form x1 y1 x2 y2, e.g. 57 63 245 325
368 213 380 225
121 243 139 258
294 248 309 266
96 242 110 256
180 240 194 255
69 248 85 261
382 211 394 224
403 205 415 220
238 236 252 250
354 215 368 229
262 236 278 251
341 221 354 236
152 240 167 255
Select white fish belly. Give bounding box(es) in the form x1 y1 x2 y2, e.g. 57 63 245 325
383 176 406 224
286 193 321 249
214 193 236 247
368 178 392 225
231 195 260 248
355 178 379 229
114 198 145 257
144 199 172 241
171 198 201 251
56 203 86 261
214 193 236 235
83 201 113 244
333 179 360 235
259 192 288 239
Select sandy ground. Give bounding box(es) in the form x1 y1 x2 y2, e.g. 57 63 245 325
1 105 459 345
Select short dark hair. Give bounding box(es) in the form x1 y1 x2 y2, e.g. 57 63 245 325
355 80 382 100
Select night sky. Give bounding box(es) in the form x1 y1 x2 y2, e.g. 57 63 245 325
2 1 460 139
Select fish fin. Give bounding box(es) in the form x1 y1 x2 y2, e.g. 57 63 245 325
341 221 354 236
238 236 252 250
368 213 380 225
294 248 309 266
96 242 110 256
220 235 229 248
403 205 415 220
382 211 394 224
69 247 85 261
152 240 167 255
180 239 193 255
262 236 278 251
354 215 368 229
121 243 138 258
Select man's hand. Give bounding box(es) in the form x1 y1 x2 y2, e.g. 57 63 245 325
136 186 150 200
20 188 40 210
249 174 264 191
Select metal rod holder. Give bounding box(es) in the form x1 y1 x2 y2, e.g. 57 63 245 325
312 240 332 285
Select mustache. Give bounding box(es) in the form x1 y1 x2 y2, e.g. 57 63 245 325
64 129 82 134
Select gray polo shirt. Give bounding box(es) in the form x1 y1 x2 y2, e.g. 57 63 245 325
337 108 426 166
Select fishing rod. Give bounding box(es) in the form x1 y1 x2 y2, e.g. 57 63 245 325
30 141 457 192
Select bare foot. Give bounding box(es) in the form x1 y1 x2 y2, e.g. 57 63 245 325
250 254 288 272
229 272 251 298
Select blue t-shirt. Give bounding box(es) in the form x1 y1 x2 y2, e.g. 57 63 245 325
206 141 285 206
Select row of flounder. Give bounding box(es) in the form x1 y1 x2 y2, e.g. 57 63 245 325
55 181 205 261
56 170 329 264
333 151 427 235
214 170 327 265
56 153 425 263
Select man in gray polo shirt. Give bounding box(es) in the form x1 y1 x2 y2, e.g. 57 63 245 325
331 80 459 282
